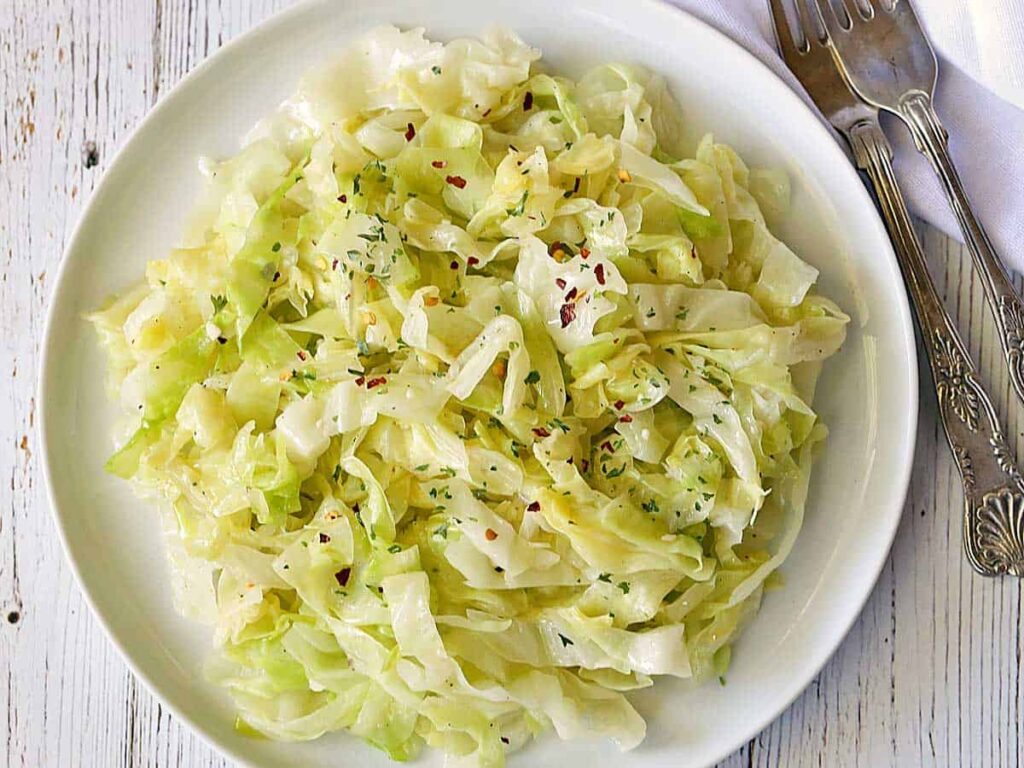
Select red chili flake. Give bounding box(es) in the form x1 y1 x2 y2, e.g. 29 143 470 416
338 194 348 203
485 528 498 541
431 160 447 169
366 376 387 389
594 262 606 285
532 427 551 438
523 91 534 111
613 399 625 410
555 278 567 290
564 286 578 302
482 108 492 117
355 376 366 386
450 260 459 270
467 256 480 267
334 567 351 587
602 440 615 452
273 271 281 282
580 247 591 259
559 302 577 328
619 414 634 423
319 533 331 544
405 122 416 141
331 258 339 270
296 350 307 361
581 459 590 473
445 174 468 189
526 501 541 512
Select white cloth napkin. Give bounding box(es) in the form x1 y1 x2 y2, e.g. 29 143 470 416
664 0 1024 273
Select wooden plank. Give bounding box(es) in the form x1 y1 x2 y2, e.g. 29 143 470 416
1 2 1020 767
0 2 292 766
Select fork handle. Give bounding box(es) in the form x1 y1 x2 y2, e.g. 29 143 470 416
898 92 1024 410
848 118 1024 577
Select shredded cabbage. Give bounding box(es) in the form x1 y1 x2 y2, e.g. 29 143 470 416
90 25 848 766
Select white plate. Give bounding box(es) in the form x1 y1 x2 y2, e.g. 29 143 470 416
39 1 918 766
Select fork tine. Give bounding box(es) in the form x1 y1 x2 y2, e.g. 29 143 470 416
857 0 879 17
824 0 861 27
768 0 804 58
851 0 902 21
809 0 846 40
794 0 825 45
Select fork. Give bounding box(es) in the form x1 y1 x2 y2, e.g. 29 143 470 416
813 0 1024 412
768 0 1024 577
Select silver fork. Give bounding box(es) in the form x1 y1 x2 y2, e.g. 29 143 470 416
768 0 1024 577
814 0 1024 411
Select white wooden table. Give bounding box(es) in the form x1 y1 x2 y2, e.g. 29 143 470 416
2 2 1021 766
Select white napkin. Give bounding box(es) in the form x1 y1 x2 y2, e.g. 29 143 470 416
665 0 1024 273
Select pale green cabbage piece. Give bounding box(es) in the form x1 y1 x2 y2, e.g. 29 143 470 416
89 25 848 767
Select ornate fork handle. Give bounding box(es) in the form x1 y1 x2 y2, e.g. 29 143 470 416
898 91 1024 411
849 119 1024 577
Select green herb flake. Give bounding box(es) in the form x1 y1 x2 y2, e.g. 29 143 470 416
507 190 529 217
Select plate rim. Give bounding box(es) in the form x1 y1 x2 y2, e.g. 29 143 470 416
38 1 919 766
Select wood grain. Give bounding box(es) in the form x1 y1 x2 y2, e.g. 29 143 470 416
1 2 1021 766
